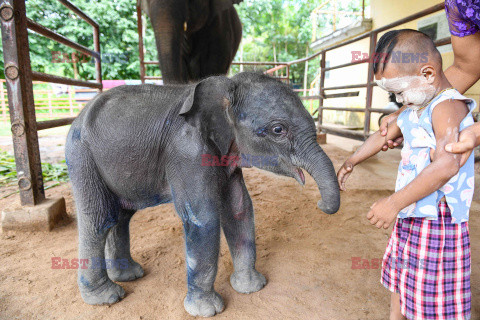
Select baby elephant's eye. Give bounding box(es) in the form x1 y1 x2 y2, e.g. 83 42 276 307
272 124 286 135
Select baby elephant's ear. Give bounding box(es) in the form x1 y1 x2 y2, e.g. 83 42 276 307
178 86 196 115
179 76 235 155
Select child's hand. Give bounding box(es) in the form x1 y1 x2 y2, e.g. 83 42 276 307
367 197 399 229
337 161 354 191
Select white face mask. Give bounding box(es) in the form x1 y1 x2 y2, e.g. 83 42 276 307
375 75 436 111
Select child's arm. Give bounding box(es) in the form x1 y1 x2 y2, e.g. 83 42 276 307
367 99 469 229
337 121 402 191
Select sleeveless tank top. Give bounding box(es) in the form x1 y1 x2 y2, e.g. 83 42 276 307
396 88 476 223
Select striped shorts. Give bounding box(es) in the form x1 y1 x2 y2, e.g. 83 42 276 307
381 201 471 320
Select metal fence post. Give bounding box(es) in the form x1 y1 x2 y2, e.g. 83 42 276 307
93 25 102 91
317 51 326 130
137 4 145 84
364 32 377 137
286 65 290 85
0 0 45 206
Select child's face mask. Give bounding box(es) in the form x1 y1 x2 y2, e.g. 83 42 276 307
375 75 436 111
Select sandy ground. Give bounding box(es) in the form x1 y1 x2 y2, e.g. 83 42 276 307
0 134 479 320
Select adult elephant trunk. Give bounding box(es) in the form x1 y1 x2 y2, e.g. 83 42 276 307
295 142 340 214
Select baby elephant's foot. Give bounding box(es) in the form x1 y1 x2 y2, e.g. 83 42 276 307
230 269 267 294
184 290 224 317
79 277 125 305
107 259 144 282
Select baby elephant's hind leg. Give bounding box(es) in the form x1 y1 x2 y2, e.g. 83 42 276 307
70 151 125 305
105 209 144 282
76 204 125 305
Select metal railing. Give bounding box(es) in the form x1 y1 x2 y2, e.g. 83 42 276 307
232 62 290 83
232 2 448 141
299 2 448 140
137 2 451 140
0 80 98 123
137 2 448 140
137 3 163 83
0 0 102 206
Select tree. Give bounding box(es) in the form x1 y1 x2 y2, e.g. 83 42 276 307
0 0 157 80
234 0 368 86
0 0 368 83
234 0 319 85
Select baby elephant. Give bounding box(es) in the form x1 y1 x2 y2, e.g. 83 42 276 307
65 72 340 317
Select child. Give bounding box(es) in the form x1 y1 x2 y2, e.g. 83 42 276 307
337 29 476 320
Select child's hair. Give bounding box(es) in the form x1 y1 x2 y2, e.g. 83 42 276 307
373 29 442 75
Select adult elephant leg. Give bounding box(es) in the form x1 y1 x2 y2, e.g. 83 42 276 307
171 180 224 317
191 7 242 80
221 168 266 293
147 0 189 83
105 209 144 282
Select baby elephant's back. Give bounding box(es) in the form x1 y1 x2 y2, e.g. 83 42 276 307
65 84 188 186
69 84 187 149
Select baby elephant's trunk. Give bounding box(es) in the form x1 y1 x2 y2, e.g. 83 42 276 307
298 144 340 214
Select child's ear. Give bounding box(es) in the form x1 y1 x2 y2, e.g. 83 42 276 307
420 65 436 84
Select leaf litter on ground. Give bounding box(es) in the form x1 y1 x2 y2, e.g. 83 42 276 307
0 151 69 198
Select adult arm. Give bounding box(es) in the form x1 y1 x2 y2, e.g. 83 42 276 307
443 33 480 160
445 123 480 165
444 32 480 94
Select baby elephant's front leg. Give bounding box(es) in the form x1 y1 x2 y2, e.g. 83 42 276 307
222 170 267 294
176 200 224 317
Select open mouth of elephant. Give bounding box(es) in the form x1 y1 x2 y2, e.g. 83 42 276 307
293 167 305 186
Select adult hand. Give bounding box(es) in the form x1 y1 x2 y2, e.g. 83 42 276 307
445 123 479 166
379 108 404 151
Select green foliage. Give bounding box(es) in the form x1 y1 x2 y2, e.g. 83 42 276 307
0 152 17 186
0 151 69 188
234 0 368 86
0 123 11 136
0 0 158 80
0 0 367 84
41 161 70 183
234 0 319 84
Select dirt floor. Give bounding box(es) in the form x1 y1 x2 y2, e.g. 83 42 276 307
0 133 479 320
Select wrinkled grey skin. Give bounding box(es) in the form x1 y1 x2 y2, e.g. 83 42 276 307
140 0 242 83
65 72 340 317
